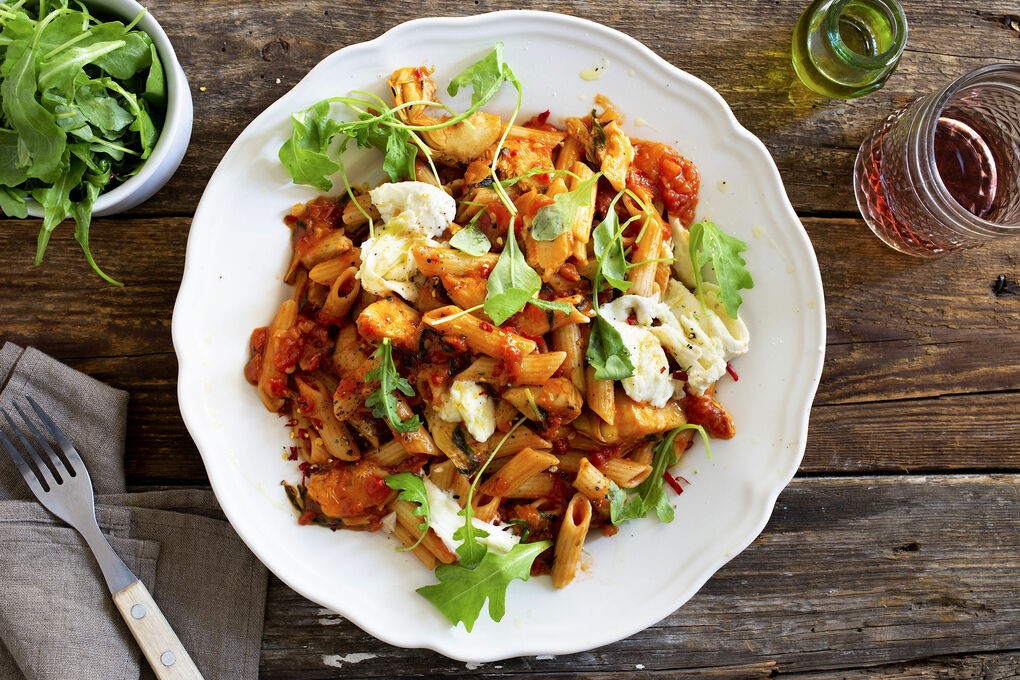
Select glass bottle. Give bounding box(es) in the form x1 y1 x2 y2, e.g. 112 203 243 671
854 64 1020 257
791 0 907 98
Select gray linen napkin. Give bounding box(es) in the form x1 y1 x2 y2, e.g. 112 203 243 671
0 343 267 680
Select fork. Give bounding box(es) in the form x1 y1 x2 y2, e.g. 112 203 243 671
0 395 203 680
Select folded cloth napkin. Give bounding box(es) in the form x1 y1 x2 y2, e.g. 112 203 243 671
0 343 267 680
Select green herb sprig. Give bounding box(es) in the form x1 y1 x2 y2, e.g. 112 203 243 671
384 472 432 551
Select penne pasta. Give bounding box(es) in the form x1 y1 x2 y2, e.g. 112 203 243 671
551 493 592 589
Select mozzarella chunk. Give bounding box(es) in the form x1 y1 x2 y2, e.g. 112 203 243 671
598 295 682 408
436 378 496 443
357 212 423 301
357 181 457 301
369 181 455 239
659 280 749 395
423 477 520 555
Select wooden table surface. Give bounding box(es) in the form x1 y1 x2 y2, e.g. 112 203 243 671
3 0 1019 677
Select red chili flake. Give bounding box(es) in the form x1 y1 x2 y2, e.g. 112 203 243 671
413 66 425 79
663 472 687 496
509 149 518 157
672 370 688 381
284 418 298 428
536 110 551 125
298 461 320 484
626 314 637 325
297 428 310 440
479 321 494 333
660 366 667 374
726 363 739 381
287 446 299 461
430 372 444 386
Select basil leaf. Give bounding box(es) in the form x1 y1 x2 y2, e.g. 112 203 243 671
585 315 634 380
530 172 600 241
450 223 491 256
483 230 541 325
688 221 754 319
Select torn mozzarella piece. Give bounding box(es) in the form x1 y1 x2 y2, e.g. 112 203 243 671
357 181 457 301
423 477 519 554
436 378 496 443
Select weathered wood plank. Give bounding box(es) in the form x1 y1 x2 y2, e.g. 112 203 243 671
102 0 1020 217
782 651 1020 679
1 216 1017 479
258 475 1020 678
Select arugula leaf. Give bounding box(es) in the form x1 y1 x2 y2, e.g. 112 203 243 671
449 223 491 256
447 41 511 108
530 172 600 241
688 221 753 319
527 297 573 316
364 339 423 433
385 473 432 551
453 504 490 568
71 166 120 285
591 193 632 293
278 100 343 191
0 186 29 218
30 153 86 266
417 540 551 632
1 21 67 183
608 480 645 525
609 425 711 526
483 230 541 325
142 42 167 109
585 315 634 380
0 130 30 187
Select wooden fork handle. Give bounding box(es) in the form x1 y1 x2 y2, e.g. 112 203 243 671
112 580 204 679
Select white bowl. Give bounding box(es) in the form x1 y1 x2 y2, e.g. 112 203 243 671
174 11 826 662
25 0 192 218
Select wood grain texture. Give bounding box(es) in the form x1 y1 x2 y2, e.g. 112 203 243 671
258 475 1020 678
101 0 1020 218
784 651 1020 679
2 215 1015 477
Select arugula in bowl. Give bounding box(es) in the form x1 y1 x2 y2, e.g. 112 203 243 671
0 0 167 284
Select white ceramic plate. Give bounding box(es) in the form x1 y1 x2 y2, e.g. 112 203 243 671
173 11 825 662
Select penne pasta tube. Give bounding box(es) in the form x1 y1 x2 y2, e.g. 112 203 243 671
585 365 615 425
503 472 555 499
391 521 438 570
472 494 501 524
479 447 559 498
509 295 591 338
257 299 298 412
572 457 612 505
629 441 655 467
554 452 584 474
320 267 361 324
623 197 665 298
551 493 592 589
551 324 584 394
393 499 456 564
423 306 537 358
390 395 439 457
602 457 652 489
414 245 499 277
366 439 409 467
455 353 566 387
569 161 596 248
428 460 457 492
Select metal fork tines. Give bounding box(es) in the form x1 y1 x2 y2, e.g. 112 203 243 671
0 395 137 594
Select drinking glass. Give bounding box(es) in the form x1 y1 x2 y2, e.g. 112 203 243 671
854 64 1020 257
791 0 907 98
